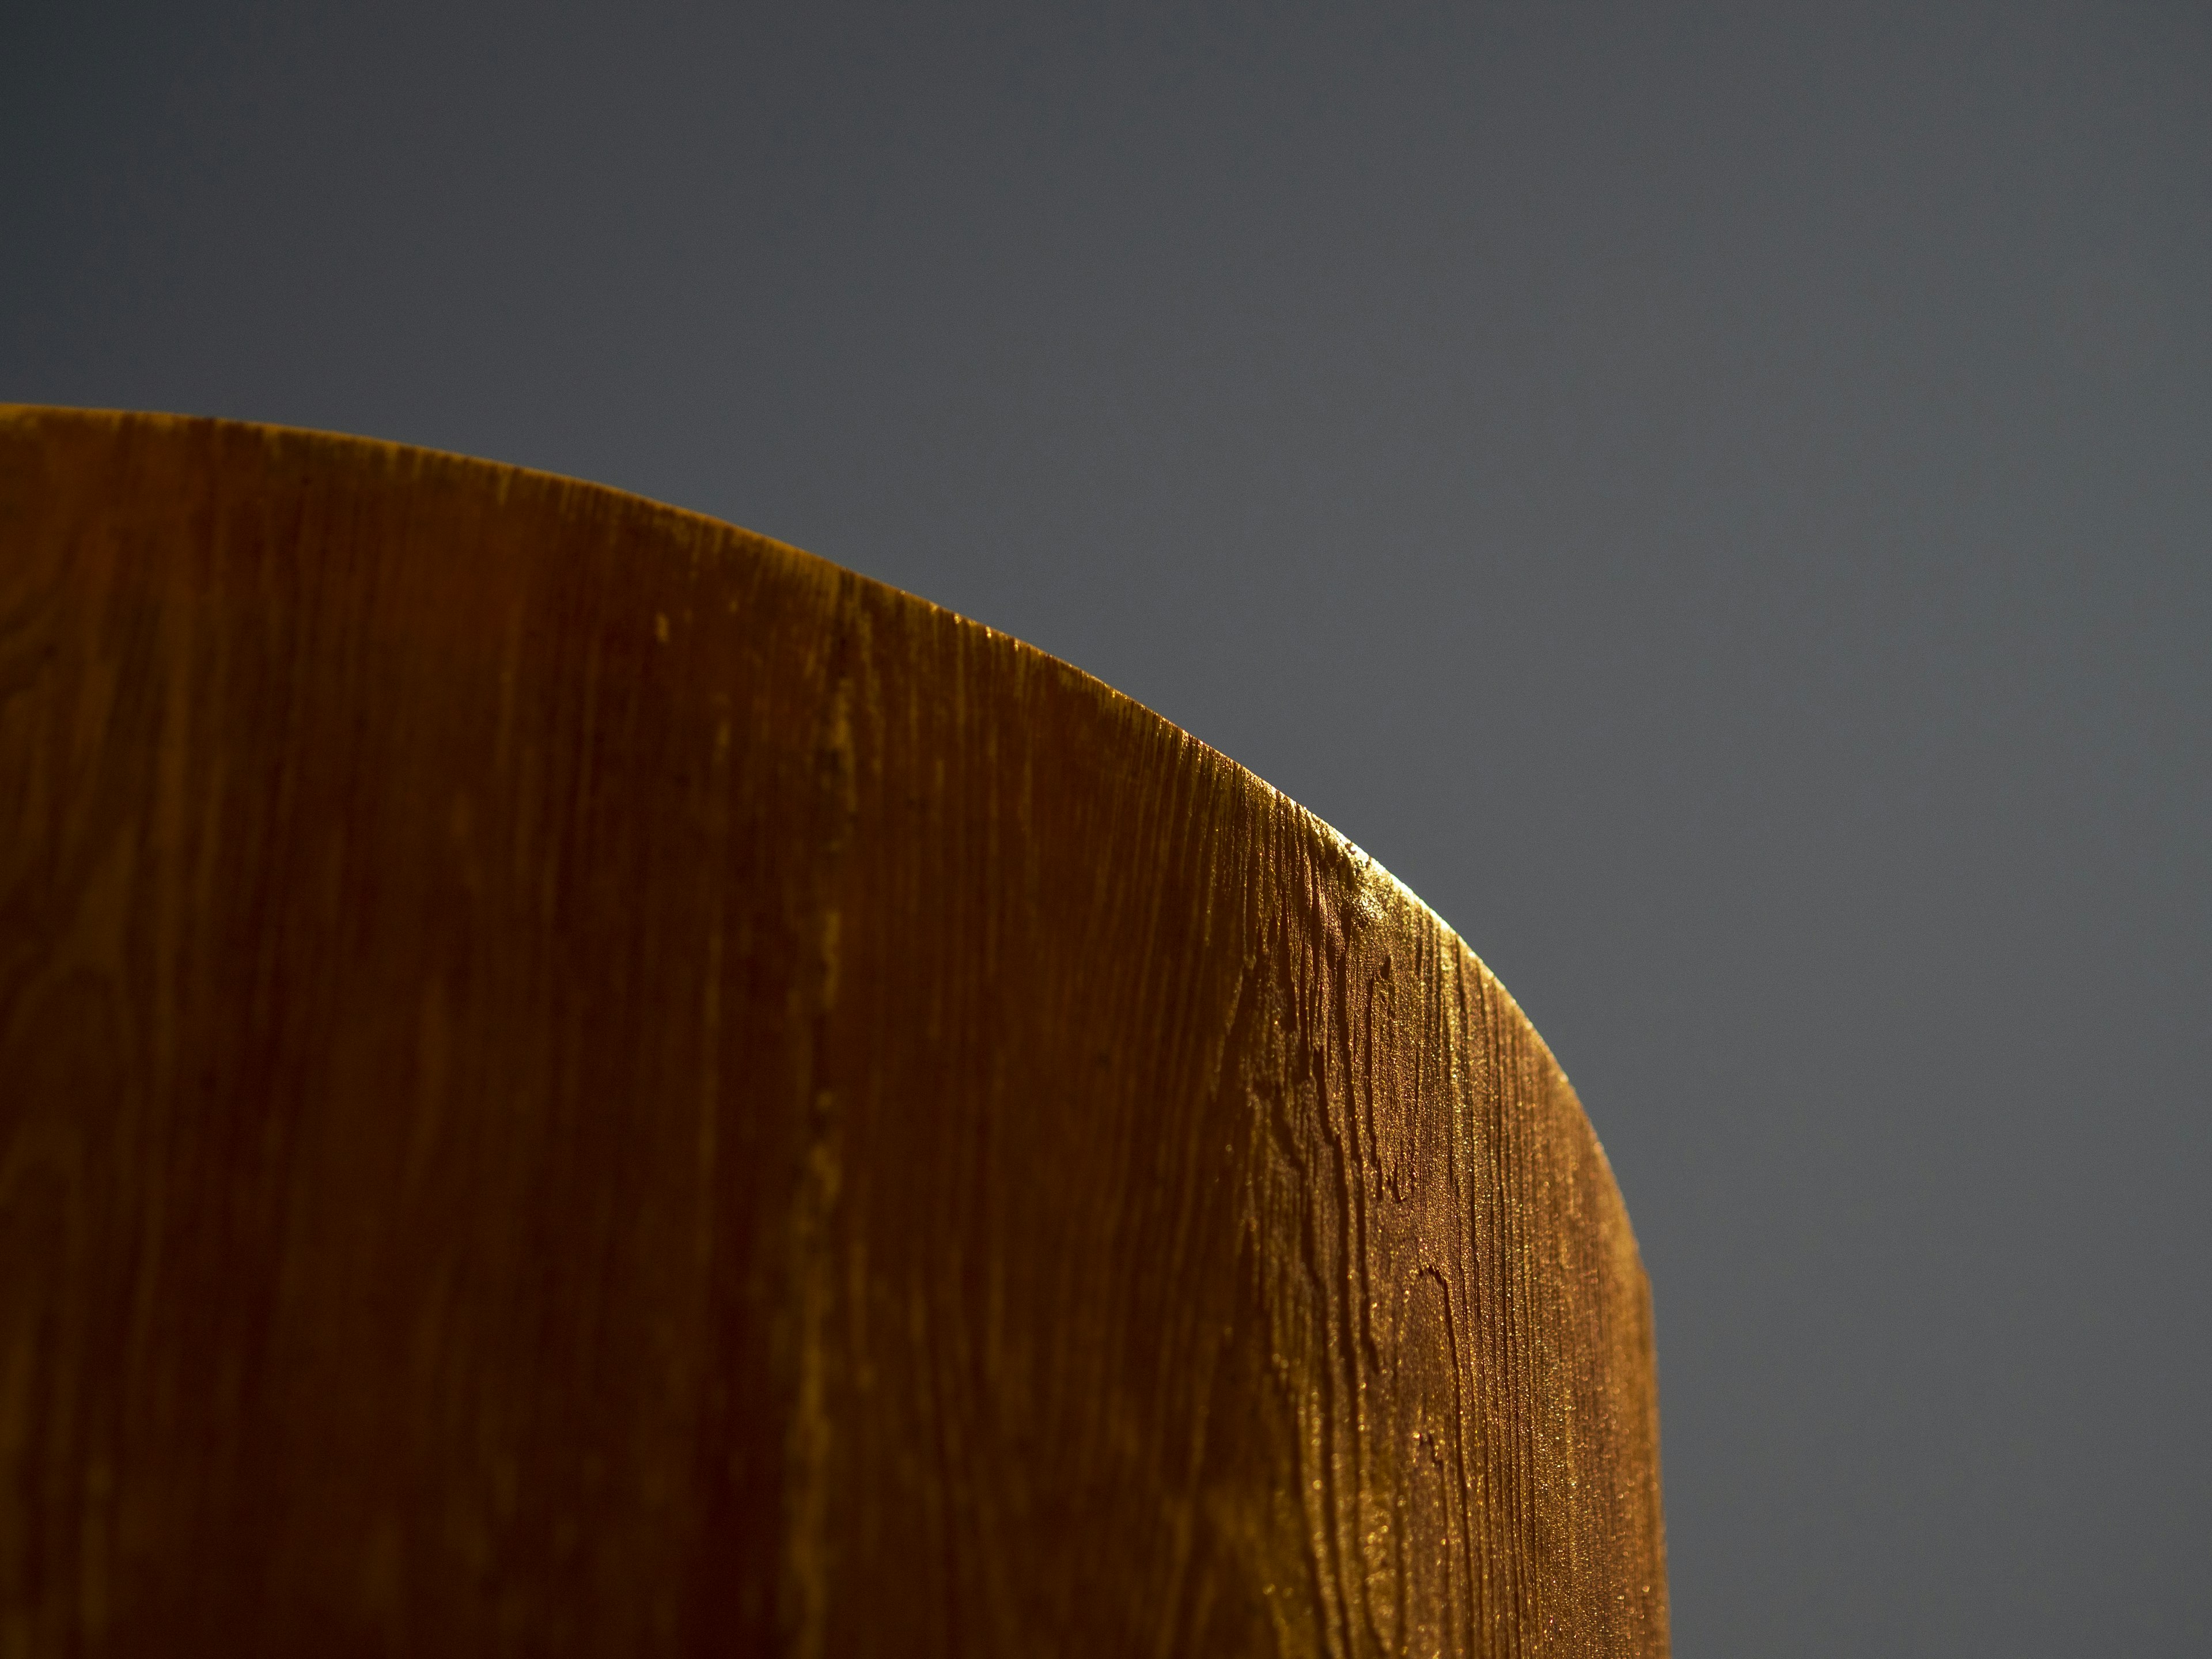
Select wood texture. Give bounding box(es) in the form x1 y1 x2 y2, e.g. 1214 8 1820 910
0 404 1666 1657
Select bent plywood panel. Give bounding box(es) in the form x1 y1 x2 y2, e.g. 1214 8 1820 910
0 405 1665 1657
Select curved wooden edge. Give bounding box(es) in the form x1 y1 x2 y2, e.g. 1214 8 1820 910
0 403 1589 1073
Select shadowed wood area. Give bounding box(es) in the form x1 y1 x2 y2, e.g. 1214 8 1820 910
0 404 1666 1657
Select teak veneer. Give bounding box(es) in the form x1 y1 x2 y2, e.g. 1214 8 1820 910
0 405 1666 1657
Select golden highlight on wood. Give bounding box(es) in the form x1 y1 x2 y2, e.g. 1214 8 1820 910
0 405 1666 1656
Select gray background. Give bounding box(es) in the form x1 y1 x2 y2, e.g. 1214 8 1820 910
7 2 2207 1650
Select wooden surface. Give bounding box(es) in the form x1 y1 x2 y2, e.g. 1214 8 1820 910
0 404 1666 1657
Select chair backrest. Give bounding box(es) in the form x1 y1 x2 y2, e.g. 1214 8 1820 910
0 404 1667 1657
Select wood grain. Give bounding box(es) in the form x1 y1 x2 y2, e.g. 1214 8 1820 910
0 404 1666 1657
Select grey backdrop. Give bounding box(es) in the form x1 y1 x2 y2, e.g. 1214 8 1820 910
7 2 2207 1652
